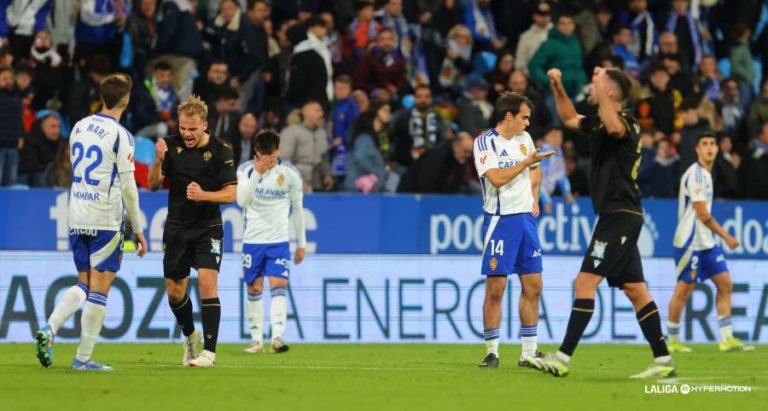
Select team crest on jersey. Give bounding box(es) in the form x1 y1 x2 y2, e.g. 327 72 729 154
211 238 221 255
127 153 134 163
520 144 527 155
591 240 607 260
490 257 499 271
691 268 697 280
277 174 285 186
203 151 212 161
480 154 488 165
177 147 183 154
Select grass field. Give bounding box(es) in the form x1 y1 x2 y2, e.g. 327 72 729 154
2 343 765 411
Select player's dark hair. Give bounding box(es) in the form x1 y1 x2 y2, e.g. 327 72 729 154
254 130 280 155
604 68 632 102
100 73 133 109
355 0 374 12
495 91 534 121
678 97 699 112
696 132 717 146
247 0 266 10
306 15 326 29
334 74 352 85
90 54 112 76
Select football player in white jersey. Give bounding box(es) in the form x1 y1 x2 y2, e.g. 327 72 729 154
237 130 306 354
667 133 754 353
474 92 553 369
35 74 147 371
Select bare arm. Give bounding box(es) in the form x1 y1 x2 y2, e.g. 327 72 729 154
484 149 554 188
187 182 236 204
693 202 740 250
548 69 583 131
149 139 167 191
594 68 628 138
530 165 542 217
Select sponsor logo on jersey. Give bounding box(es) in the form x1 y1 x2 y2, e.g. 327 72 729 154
520 144 527 156
489 257 498 271
203 151 212 161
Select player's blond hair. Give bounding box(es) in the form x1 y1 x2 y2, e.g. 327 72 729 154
178 94 208 120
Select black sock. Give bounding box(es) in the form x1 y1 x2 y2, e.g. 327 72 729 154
559 298 595 357
201 297 221 353
169 294 195 337
636 301 670 358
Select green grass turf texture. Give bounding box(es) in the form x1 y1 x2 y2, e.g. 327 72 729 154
1 343 765 411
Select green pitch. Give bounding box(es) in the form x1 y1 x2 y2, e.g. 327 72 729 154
2 343 766 411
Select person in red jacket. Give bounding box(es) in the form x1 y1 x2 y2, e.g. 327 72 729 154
352 28 406 96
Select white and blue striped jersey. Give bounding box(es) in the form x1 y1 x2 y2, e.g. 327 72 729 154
673 163 715 251
473 128 538 215
237 159 306 246
68 113 135 231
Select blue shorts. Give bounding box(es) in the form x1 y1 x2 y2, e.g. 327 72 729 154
69 229 123 273
481 213 543 276
242 242 291 284
673 245 729 284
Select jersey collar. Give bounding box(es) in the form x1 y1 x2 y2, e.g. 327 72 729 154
95 112 117 122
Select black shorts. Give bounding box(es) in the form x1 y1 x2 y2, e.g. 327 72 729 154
580 211 644 288
163 224 224 280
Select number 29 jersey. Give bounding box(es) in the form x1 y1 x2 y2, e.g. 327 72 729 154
68 113 136 231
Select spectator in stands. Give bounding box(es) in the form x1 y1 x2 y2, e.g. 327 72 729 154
0 48 13 68
280 100 333 192
611 25 640 79
716 78 746 142
344 106 391 193
637 129 657 176
539 127 573 214
209 88 241 148
463 0 505 52
240 0 270 113
739 122 768 199
678 97 711 178
44 143 71 188
352 28 406 95
74 0 127 71
332 75 359 148
507 70 549 136
748 79 768 138
485 51 514 103
390 85 445 170
29 30 65 110
204 1 249 86
515 2 551 75
193 60 230 109
438 24 474 94
636 63 678 135
154 0 204 100
126 0 158 80
375 0 411 60
727 21 755 104
644 31 688 79
397 130 474 194
695 55 722 102
17 114 61 187
348 0 379 59
128 74 167 139
66 54 110 124
457 77 492 136
638 138 679 198
713 133 740 199
147 62 178 127
1 0 52 62
665 0 704 69
621 0 656 63
0 65 22 187
528 13 586 100
565 154 589 196
236 112 258 165
287 15 332 111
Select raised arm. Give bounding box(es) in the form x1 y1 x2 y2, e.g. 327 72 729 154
547 68 583 131
148 139 167 191
594 68 628 138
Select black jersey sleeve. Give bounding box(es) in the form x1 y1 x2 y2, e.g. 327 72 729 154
577 115 596 135
218 142 237 187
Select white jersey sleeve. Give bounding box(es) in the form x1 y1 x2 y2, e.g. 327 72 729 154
474 131 500 177
116 127 136 174
288 165 307 248
673 163 716 251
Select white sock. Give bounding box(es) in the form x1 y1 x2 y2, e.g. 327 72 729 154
486 339 499 357
270 287 288 341
521 323 538 357
655 355 672 364
667 321 681 342
718 316 733 341
48 283 88 334
556 351 571 363
75 292 107 362
246 292 264 345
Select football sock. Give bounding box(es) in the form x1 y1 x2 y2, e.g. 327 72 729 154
637 301 670 358
270 287 287 341
75 292 107 362
484 328 500 357
718 316 734 341
202 297 221 353
667 321 681 342
521 323 537 357
246 292 264 344
169 294 195 337
48 282 89 334
559 298 594 356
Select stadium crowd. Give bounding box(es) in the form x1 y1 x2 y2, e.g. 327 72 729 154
1 0 768 200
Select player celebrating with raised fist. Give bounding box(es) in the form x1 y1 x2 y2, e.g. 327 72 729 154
149 95 237 367
474 91 554 369
666 133 754 353
236 130 306 354
538 67 676 378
